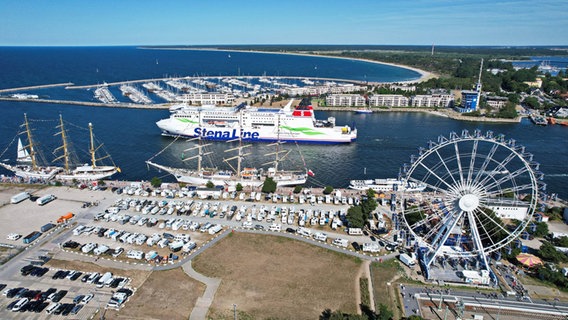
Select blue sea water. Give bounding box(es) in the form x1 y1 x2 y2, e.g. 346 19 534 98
512 56 568 75
0 47 566 199
0 46 420 89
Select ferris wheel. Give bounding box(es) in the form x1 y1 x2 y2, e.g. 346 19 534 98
400 130 543 269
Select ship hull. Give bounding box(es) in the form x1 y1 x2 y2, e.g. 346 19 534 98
349 178 426 192
56 166 118 181
156 101 357 144
157 120 357 144
0 163 61 180
147 161 306 187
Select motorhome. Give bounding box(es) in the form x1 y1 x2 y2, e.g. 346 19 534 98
363 243 381 253
97 272 113 288
208 224 222 234
269 224 281 232
399 253 416 267
126 250 144 260
36 194 56 206
94 245 109 255
348 228 363 236
81 243 96 253
169 240 184 252
11 192 30 204
297 227 312 237
332 238 349 248
157 238 169 248
314 232 328 242
182 241 197 252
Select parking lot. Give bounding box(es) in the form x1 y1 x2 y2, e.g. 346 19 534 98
0 183 395 318
0 260 117 319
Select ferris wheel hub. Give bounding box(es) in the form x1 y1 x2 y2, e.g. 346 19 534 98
458 194 479 212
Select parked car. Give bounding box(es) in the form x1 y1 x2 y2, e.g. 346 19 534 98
285 227 296 233
352 242 362 251
73 295 84 304
81 294 94 304
70 304 83 315
70 271 83 281
51 290 67 303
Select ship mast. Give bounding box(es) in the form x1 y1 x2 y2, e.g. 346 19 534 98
86 122 111 169
23 113 38 170
224 128 251 178
89 123 96 168
53 114 70 173
264 117 288 172
182 136 212 172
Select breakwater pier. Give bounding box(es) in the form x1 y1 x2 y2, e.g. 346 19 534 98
0 82 74 93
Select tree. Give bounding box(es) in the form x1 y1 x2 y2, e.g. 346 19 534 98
404 208 424 227
495 102 518 119
320 309 368 320
553 236 568 247
323 186 334 195
261 177 277 193
377 304 393 320
150 177 162 188
531 221 549 238
293 185 303 194
361 191 377 218
346 206 365 228
236 183 243 192
97 179 106 186
206 180 215 189
502 247 521 260
537 241 568 263
523 96 540 109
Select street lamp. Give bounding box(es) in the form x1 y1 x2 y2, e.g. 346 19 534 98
233 304 237 320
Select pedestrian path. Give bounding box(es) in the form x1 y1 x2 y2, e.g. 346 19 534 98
183 260 221 320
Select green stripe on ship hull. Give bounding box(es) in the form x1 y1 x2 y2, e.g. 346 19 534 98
176 118 199 124
280 126 325 136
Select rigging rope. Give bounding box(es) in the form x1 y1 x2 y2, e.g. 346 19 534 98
147 135 183 162
0 133 19 160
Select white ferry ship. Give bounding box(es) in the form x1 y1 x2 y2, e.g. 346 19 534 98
156 99 357 144
349 178 426 192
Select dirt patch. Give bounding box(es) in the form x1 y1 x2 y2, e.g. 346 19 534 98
193 232 362 319
106 267 205 320
370 260 404 319
521 275 568 301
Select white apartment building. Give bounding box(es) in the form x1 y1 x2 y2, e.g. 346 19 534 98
410 94 454 108
485 96 508 109
326 94 366 107
369 94 410 107
179 93 235 105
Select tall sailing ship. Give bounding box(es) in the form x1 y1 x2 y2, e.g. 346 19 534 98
146 134 308 188
0 114 119 181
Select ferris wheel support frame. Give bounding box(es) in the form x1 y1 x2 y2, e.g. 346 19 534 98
400 129 540 273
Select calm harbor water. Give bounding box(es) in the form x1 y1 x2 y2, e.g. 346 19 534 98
0 47 566 198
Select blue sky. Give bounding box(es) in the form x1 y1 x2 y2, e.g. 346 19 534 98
1 0 566 46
